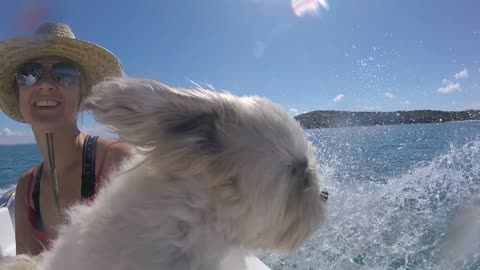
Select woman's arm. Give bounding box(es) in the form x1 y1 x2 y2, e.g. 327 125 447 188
15 173 42 256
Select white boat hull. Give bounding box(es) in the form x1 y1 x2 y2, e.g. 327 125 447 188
0 208 15 256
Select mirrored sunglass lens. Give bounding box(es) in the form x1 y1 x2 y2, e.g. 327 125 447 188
52 63 80 86
16 63 44 87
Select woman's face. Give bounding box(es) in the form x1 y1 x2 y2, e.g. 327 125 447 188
17 57 82 132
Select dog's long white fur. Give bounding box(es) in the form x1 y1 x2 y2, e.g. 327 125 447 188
1 78 328 270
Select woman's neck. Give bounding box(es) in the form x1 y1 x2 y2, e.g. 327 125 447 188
33 124 85 175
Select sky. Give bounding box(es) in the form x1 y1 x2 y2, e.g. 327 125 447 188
0 0 479 144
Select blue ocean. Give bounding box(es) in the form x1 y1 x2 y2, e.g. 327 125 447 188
1 121 480 269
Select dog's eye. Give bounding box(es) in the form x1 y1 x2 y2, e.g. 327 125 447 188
304 177 311 188
290 160 307 176
290 166 302 176
289 161 312 189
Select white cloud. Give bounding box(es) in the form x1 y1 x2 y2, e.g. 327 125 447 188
333 94 344 102
465 102 480 110
384 91 395 99
0 128 35 145
364 106 382 111
402 100 411 105
0 128 15 136
0 125 117 145
454 68 469 79
438 79 461 94
253 41 266 58
288 108 300 116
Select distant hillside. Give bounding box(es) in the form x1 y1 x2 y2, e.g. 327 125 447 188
294 110 480 129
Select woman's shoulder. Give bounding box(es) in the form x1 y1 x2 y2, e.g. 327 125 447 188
94 136 133 174
16 164 39 188
16 171 32 196
96 137 132 156
16 164 40 206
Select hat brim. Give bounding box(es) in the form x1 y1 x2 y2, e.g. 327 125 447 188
0 35 124 122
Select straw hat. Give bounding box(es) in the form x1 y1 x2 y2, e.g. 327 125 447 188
0 22 124 122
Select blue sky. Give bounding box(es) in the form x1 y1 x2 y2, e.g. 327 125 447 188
1 0 479 144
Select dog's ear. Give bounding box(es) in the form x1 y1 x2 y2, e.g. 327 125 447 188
84 78 222 149
166 113 223 153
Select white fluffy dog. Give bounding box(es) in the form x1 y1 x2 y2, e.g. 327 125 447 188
1 78 328 270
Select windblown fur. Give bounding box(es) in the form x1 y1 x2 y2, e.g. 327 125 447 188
1 78 328 270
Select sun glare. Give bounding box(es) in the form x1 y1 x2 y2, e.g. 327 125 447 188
292 0 329 17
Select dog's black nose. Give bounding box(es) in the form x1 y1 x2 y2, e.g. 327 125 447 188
320 190 329 202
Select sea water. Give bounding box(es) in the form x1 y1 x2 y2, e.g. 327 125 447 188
1 121 480 269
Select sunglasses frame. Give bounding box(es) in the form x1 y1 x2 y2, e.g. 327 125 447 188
15 61 81 88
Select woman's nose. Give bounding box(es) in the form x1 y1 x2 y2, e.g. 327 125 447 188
35 71 58 92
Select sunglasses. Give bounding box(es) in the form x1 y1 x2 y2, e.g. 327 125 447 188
15 61 81 88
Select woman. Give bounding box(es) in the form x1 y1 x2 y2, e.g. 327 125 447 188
0 22 132 255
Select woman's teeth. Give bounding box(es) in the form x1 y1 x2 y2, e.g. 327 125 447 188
35 100 59 107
